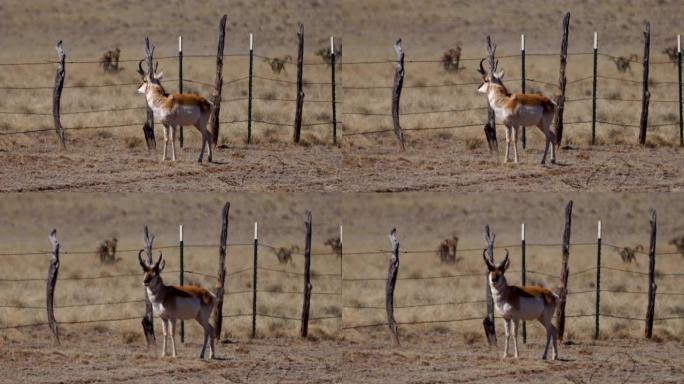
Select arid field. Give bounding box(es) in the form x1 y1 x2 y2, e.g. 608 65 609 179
2 193 684 382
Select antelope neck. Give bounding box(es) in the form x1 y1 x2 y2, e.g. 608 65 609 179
145 84 169 110
146 275 167 300
487 84 511 109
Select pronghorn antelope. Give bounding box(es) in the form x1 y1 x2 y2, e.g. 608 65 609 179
137 60 215 163
138 250 216 359
477 59 557 164
483 249 559 360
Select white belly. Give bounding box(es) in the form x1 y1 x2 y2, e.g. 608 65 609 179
154 105 201 126
495 105 544 127
495 296 545 320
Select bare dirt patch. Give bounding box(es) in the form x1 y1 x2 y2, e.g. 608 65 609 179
341 137 684 192
2 329 683 383
0 137 342 192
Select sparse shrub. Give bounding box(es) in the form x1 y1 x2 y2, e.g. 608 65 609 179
122 330 140 344
272 245 299 265
440 46 462 72
325 236 342 258
465 136 483 150
463 331 480 345
669 235 684 257
96 237 118 264
125 136 142 149
437 235 459 264
617 245 643 264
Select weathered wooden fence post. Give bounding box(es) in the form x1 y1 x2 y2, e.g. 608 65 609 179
386 228 400 345
179 224 185 343
521 223 527 344
645 210 657 338
300 211 313 337
53 41 66 149
392 39 406 150
251 221 258 338
46 229 60 345
556 200 573 341
678 34 682 146
521 34 526 150
554 12 570 146
209 15 227 148
331 36 338 145
483 36 498 153
178 36 184 148
482 224 497 346
215 202 230 339
595 220 601 339
248 33 254 144
141 225 156 347
142 37 156 151
293 23 305 143
639 21 651 145
592 32 598 145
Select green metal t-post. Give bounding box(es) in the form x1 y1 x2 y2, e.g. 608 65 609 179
595 220 602 339
331 36 337 145
592 32 598 145
521 34 526 149
248 33 254 144
251 221 258 338
178 36 184 148
521 223 527 344
179 224 185 343
678 34 682 146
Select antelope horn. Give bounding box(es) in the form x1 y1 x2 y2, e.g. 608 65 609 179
137 59 145 76
154 250 163 268
498 249 510 269
482 249 495 270
138 249 148 269
478 58 486 76
154 61 159 73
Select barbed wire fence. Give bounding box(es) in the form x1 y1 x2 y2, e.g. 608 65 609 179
342 25 684 149
0 209 343 345
0 23 341 148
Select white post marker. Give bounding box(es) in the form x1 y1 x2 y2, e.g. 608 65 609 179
179 224 183 241
250 33 253 51
521 34 525 51
339 224 343 245
597 220 602 240
521 223 525 241
254 221 258 240
179 35 182 52
331 36 335 54
678 34 681 53
594 32 598 50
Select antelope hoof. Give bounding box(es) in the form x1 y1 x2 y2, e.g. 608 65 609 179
197 158 203 164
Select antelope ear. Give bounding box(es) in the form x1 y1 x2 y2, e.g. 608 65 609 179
494 70 505 79
158 259 166 272
154 71 164 80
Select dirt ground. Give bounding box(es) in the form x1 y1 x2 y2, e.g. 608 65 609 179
3 135 684 192
2 328 683 383
0 138 342 192
342 138 684 192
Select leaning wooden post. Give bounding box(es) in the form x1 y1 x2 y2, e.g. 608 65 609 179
52 41 66 149
178 36 184 148
645 210 657 338
331 36 338 145
300 211 313 337
209 15 227 147
639 21 651 145
179 224 185 343
391 39 406 150
554 12 570 146
141 225 156 347
521 223 527 344
142 37 156 150
46 229 61 345
214 202 230 339
483 36 498 152
595 220 602 339
556 200 573 341
293 23 305 143
482 224 497 346
592 32 598 145
678 34 682 146
251 221 258 338
386 228 400 345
